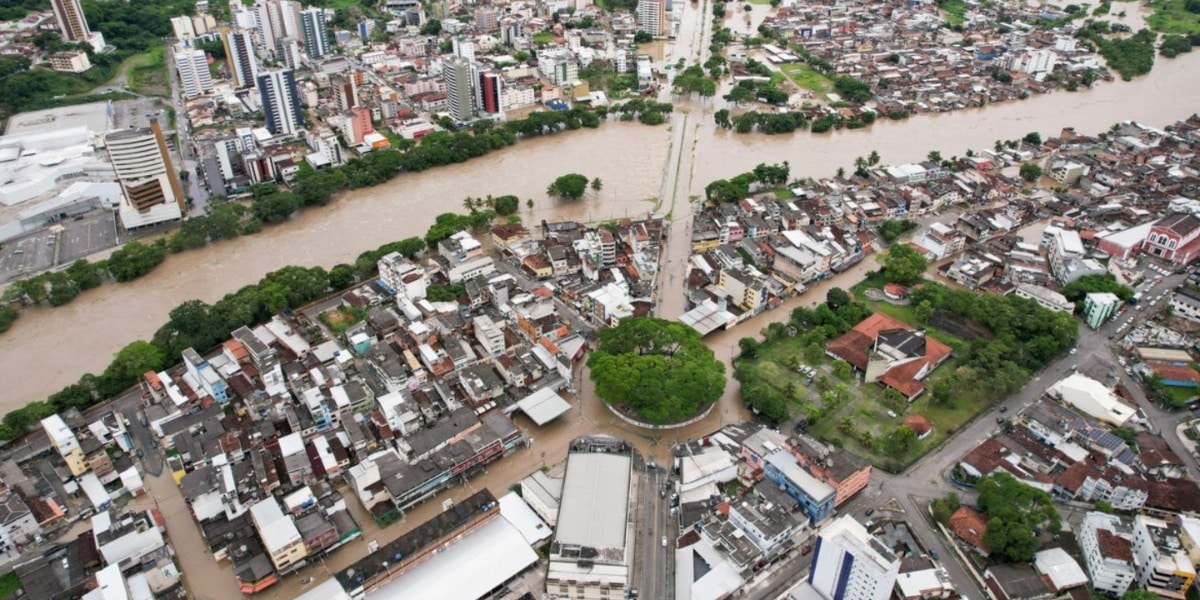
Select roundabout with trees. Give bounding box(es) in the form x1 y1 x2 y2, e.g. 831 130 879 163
587 317 726 426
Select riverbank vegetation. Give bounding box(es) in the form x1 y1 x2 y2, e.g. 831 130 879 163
0 210 494 441
0 103 667 333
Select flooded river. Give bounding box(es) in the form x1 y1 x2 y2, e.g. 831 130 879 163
2 48 1199 412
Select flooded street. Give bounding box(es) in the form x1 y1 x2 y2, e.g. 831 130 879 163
4 50 1198 408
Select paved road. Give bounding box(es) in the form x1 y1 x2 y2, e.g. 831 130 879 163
163 42 209 213
633 464 672 599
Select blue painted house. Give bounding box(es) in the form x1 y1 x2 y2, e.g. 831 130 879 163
764 450 835 524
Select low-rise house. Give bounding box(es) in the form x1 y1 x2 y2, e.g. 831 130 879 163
947 506 990 557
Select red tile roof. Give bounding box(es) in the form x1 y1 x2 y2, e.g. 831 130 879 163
948 506 990 553
1146 362 1200 385
827 312 952 399
1095 529 1132 562
902 414 932 436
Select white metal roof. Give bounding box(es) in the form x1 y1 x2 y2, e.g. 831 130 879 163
499 491 552 546
556 452 631 550
369 516 537 600
1034 547 1088 591
516 387 571 426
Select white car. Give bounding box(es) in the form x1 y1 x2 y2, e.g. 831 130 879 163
662 536 668 547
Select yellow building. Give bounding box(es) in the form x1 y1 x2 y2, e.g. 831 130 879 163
250 498 308 571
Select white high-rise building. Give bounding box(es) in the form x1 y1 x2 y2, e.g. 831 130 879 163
255 0 283 52
174 42 213 98
443 56 474 122
50 0 90 42
805 516 900 600
636 0 666 37
278 0 302 38
275 36 302 70
257 69 304 136
299 8 330 59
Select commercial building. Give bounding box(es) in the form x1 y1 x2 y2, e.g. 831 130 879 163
1141 213 1200 267
299 8 330 59
222 27 259 88
1079 511 1136 596
636 0 667 37
257 69 304 136
1083 292 1122 330
547 443 633 599
104 121 185 229
442 56 474 122
805 515 900 600
174 41 214 98
249 497 307 573
1047 373 1136 427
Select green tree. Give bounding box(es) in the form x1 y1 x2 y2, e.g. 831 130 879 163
588 317 726 423
634 30 652 43
329 263 356 290
1022 131 1042 146
714 108 731 129
547 173 590 200
738 337 760 359
420 18 442 35
826 287 851 310
930 492 961 524
106 240 167 282
590 177 603 193
831 359 852 381
99 340 166 395
492 195 520 215
878 219 918 242
879 243 928 285
914 299 933 324
1019 162 1043 183
976 472 1061 562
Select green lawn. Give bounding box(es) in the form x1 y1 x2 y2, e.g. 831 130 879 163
939 0 967 25
1147 0 1200 34
779 63 831 98
774 187 794 199
0 572 20 598
1167 385 1198 405
532 31 555 45
128 44 169 97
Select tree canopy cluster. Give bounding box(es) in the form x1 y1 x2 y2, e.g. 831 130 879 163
910 281 1078 404
1061 273 1134 310
704 162 791 202
832 76 873 103
1078 23 1156 80
735 290 872 423
878 219 918 242
878 244 928 285
673 65 717 97
547 173 591 200
976 472 1061 562
588 317 726 423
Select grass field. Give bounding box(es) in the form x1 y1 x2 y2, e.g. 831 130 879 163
738 275 996 472
128 45 169 97
939 0 967 25
779 63 832 98
1146 0 1200 34
0 572 19 599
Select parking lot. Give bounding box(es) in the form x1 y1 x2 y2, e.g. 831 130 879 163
0 211 119 283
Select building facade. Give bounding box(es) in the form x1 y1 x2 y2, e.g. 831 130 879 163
174 42 214 98
1083 292 1122 330
442 56 474 122
299 8 330 59
257 69 304 136
104 121 185 229
809 516 900 600
1079 512 1137 596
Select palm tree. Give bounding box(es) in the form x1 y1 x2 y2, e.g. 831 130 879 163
867 150 881 166
462 197 476 212
591 177 603 193
854 156 867 171
526 198 534 210
927 150 942 163
836 167 845 179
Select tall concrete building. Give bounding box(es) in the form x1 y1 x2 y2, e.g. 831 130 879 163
173 41 214 98
257 69 303 136
255 0 284 52
299 8 330 59
804 516 900 600
275 36 302 70
50 0 90 42
477 69 502 114
442 56 474 122
222 27 259 88
105 121 185 229
636 0 666 37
